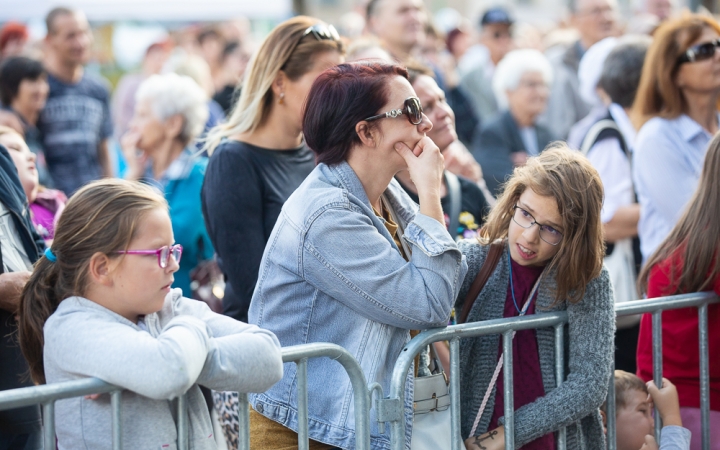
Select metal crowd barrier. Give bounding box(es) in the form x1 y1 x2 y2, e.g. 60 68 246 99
0 293 716 450
0 342 371 450
378 291 719 450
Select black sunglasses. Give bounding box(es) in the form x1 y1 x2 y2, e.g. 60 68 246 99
364 97 423 125
677 38 720 65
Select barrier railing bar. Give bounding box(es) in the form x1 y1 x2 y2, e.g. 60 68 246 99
177 390 188 450
43 401 54 450
554 324 567 450
615 292 716 315
297 358 309 450
280 343 371 450
238 393 250 450
698 304 710 450
606 370 616 450
0 377 118 411
450 338 462 450
111 390 122 449
652 310 663 441
502 331 514 450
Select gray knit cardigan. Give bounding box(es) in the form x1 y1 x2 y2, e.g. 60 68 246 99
456 240 615 449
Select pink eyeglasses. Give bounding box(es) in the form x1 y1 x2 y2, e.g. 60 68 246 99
116 244 183 268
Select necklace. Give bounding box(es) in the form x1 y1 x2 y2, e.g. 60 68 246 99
507 251 544 315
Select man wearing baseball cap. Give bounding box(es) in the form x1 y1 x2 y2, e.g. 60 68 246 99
459 7 515 124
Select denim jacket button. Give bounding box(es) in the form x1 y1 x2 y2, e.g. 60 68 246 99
256 403 264 413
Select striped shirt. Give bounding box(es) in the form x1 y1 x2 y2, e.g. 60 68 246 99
632 114 719 261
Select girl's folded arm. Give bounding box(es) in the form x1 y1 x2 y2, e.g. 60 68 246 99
45 313 211 399
503 270 615 445
172 293 284 392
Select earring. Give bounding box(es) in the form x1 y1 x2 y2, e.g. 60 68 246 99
279 92 285 105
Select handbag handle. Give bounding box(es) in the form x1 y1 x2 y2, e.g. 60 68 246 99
458 240 504 324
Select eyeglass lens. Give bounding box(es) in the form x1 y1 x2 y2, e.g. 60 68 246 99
513 207 562 245
160 246 182 268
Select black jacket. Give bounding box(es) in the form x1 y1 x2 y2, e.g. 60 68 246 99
0 143 44 434
471 110 555 197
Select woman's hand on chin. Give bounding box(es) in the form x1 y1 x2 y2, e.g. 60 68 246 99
463 426 505 450
394 137 445 223
393 137 444 196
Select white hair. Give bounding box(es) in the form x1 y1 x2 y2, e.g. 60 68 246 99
492 49 553 110
135 73 209 144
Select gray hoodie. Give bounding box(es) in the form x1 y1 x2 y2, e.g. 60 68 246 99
43 288 283 449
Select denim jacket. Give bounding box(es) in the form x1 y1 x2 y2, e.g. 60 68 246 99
248 161 467 450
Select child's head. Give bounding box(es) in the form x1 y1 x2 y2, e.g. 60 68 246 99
480 144 604 303
605 370 654 450
19 179 173 384
0 125 38 202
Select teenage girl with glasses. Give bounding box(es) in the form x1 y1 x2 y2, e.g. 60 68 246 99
636 132 720 450
17 179 283 450
458 144 614 450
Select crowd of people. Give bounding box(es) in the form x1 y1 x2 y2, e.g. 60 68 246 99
0 0 719 449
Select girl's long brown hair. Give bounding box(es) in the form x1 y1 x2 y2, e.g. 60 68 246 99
480 144 605 304
18 179 167 384
638 132 720 297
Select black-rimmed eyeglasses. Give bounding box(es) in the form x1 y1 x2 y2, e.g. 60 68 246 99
512 206 563 245
677 38 720 65
364 97 423 125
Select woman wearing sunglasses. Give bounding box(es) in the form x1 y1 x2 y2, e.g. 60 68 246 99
458 145 614 450
247 61 467 449
201 17 344 325
632 13 720 262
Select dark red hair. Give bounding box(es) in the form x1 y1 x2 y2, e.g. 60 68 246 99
303 61 409 166
0 22 28 53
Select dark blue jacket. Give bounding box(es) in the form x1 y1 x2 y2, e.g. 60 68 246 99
0 143 44 434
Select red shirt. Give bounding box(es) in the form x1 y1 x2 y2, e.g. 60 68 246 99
636 252 720 410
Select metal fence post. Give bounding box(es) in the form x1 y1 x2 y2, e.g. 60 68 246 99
554 324 567 450
450 338 462 450
652 310 663 441
111 390 122 449
42 401 55 450
502 331 514 450
698 304 710 450
177 393 188 450
238 393 250 450
297 358 310 450
606 370 616 450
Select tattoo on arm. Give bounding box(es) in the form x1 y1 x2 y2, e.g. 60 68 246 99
472 430 498 449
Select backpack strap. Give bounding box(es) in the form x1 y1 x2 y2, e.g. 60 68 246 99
445 172 462 240
580 119 628 158
459 240 504 323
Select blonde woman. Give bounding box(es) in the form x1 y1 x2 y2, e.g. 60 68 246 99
201 16 344 324
200 16 344 449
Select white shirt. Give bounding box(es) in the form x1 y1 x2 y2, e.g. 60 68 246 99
586 104 636 224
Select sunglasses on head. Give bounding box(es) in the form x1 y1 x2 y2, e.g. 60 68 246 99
677 38 720 65
303 23 340 42
364 97 423 125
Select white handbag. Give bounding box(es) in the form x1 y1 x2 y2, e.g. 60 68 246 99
604 238 641 328
411 343 453 450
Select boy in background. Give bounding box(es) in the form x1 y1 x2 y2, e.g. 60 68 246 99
603 370 691 450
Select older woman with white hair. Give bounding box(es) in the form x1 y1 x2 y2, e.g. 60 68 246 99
121 72 214 296
471 49 555 197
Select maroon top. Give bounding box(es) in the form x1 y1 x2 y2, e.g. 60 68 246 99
489 258 555 449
